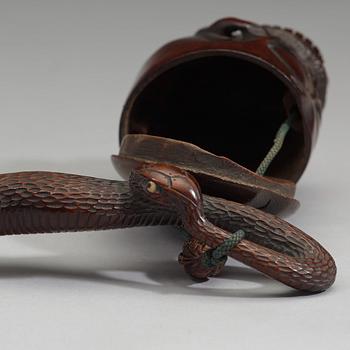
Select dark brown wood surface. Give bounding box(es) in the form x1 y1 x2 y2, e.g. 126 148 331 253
0 165 336 292
118 17 327 212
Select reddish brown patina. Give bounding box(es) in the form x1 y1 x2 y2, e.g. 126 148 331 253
0 165 336 292
0 18 336 293
117 17 327 213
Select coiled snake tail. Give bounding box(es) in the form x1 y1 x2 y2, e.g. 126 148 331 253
0 167 336 293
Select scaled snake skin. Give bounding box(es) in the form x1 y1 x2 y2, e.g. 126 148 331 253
0 164 336 293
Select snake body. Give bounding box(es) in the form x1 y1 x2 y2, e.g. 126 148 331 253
0 165 336 293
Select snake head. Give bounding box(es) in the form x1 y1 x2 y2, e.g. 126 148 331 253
130 164 203 210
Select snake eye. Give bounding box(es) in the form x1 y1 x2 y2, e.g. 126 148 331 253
146 181 159 194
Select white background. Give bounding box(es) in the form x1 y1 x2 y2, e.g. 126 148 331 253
0 1 349 349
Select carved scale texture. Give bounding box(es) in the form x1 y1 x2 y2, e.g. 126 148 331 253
0 172 336 292
0 172 179 234
201 196 336 292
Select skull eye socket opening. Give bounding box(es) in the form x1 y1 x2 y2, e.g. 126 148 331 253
146 181 159 194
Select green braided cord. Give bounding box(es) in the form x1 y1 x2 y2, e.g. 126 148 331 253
178 227 245 269
202 229 246 268
178 114 293 270
178 115 294 270
256 113 294 176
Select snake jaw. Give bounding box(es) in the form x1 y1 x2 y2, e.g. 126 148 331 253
131 164 204 213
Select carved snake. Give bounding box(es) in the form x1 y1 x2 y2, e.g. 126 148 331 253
0 164 336 293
